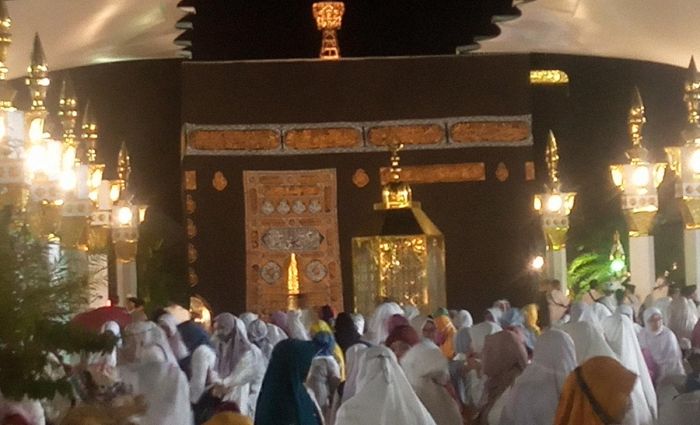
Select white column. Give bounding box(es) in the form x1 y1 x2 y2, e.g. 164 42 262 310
88 253 109 308
545 249 568 293
116 260 137 307
684 229 700 286
629 235 656 303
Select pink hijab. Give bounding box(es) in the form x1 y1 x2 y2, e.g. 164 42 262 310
480 330 528 422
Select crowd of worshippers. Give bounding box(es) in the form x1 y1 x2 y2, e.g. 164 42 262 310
4 279 700 425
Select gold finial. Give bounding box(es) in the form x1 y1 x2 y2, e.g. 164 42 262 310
685 56 700 128
312 2 345 60
117 141 131 190
58 76 78 146
0 0 11 80
626 87 649 162
545 130 560 188
81 101 98 163
25 33 49 112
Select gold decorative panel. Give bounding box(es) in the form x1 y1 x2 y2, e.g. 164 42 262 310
212 171 228 191
379 163 485 185
244 169 343 314
352 168 370 188
190 129 280 151
368 125 445 146
530 70 570 85
184 170 197 191
186 194 196 214
450 121 530 144
525 161 536 181
495 162 509 182
285 128 362 150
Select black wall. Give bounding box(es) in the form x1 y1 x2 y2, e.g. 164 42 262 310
182 55 540 315
18 53 690 315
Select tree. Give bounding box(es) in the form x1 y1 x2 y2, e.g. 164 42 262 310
0 208 114 401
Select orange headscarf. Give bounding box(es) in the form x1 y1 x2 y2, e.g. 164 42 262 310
554 356 636 425
204 412 253 425
434 315 456 359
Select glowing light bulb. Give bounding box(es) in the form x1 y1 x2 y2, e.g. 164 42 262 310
546 194 563 212
610 167 623 187
60 169 77 192
632 166 650 187
28 118 43 143
610 258 626 273
110 184 121 202
26 145 47 174
690 150 700 174
531 256 545 271
533 197 542 211
117 206 133 226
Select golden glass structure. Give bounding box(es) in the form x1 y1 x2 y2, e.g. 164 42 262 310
352 144 446 316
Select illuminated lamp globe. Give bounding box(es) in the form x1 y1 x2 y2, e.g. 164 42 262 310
546 194 563 212
690 150 700 174
632 166 650 187
610 258 626 274
533 197 542 211
60 170 76 191
117 206 133 226
531 255 545 271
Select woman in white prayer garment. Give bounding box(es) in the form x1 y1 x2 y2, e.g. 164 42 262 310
602 314 657 425
559 319 616 364
400 339 463 425
265 322 288 346
287 310 311 340
213 313 266 418
367 301 404 345
335 345 438 425
119 321 193 425
157 312 190 362
666 287 699 341
247 318 274 361
498 329 577 425
637 307 685 387
616 304 642 335
453 309 474 329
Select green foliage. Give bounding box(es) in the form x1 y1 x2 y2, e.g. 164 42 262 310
0 209 115 401
567 252 615 299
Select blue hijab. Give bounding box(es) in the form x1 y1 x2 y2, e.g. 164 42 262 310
312 331 335 357
177 320 212 375
255 339 322 425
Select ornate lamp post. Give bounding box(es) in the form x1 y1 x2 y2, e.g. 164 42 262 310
533 131 576 292
0 0 145 309
666 57 700 286
610 88 666 301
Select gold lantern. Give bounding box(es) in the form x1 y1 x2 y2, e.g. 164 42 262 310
533 130 576 250
610 87 666 237
352 144 446 316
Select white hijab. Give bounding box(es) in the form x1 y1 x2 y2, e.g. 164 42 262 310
469 321 502 354
213 313 254 378
638 308 686 384
351 313 366 335
287 310 311 340
157 313 190 361
667 296 698 341
403 305 420 322
119 358 193 425
400 340 463 425
602 314 657 425
453 310 474 329
559 320 615 364
499 329 577 425
266 323 288 346
341 343 370 403
335 345 437 425
367 302 404 345
239 312 259 327
121 321 178 366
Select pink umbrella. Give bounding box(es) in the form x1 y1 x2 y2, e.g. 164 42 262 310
72 306 132 333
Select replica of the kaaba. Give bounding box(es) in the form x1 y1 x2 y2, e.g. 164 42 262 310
181 54 539 315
